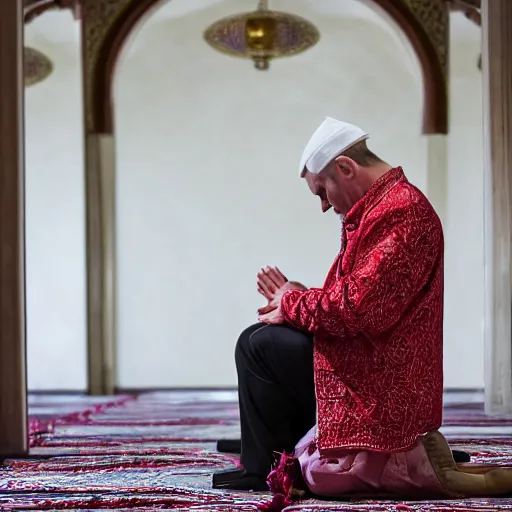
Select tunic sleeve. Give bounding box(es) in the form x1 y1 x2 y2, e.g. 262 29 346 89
280 204 442 338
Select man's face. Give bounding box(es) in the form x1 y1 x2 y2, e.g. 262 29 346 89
304 170 332 213
303 157 359 216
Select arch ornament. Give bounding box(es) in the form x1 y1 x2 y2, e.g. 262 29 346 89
82 0 449 134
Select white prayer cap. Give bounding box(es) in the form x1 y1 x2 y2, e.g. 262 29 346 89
299 117 369 175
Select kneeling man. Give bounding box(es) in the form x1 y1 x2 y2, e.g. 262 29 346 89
213 117 482 497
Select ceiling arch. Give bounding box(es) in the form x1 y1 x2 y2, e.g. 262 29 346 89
82 0 449 134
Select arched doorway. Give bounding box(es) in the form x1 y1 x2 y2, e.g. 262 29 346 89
80 0 449 394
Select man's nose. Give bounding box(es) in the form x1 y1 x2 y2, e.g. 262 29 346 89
321 199 331 213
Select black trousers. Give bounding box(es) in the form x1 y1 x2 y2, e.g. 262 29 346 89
235 322 316 477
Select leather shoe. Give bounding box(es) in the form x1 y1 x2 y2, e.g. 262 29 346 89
452 450 471 463
212 467 268 491
216 439 242 454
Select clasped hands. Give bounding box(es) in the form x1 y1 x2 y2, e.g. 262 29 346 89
257 266 307 324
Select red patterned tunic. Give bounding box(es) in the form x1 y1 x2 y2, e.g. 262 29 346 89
281 167 444 454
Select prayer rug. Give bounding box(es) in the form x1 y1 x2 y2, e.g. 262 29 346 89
2 391 512 510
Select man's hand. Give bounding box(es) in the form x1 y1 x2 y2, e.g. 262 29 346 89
258 306 284 325
258 289 284 324
258 281 308 324
257 266 288 302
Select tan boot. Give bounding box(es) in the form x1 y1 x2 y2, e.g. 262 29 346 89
423 430 512 497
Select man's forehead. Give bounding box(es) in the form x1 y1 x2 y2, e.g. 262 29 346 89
304 166 329 180
303 169 314 182
303 169 323 190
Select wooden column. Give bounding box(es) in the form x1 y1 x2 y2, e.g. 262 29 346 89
482 0 512 414
0 0 28 456
81 2 118 396
84 134 117 396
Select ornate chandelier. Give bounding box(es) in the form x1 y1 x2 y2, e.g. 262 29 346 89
24 47 53 87
204 0 320 70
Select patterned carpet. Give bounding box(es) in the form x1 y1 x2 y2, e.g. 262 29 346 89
1 391 512 511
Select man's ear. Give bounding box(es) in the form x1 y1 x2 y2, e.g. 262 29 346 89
334 155 358 178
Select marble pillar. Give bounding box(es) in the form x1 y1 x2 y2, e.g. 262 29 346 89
0 0 28 456
482 0 512 414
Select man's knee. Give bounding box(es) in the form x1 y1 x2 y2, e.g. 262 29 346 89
235 324 312 364
235 323 271 362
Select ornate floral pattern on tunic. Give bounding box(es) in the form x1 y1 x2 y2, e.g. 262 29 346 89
281 167 444 454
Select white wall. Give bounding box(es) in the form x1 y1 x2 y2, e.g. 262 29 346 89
444 14 484 388
24 1 484 390
25 12 87 391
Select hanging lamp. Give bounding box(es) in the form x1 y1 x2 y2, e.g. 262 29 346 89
24 47 53 86
204 0 319 70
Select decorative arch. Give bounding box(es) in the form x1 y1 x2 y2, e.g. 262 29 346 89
80 0 450 394
83 0 449 135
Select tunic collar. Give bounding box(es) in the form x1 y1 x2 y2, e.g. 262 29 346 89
344 167 405 227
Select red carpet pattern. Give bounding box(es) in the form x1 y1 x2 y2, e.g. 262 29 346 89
1 391 512 510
